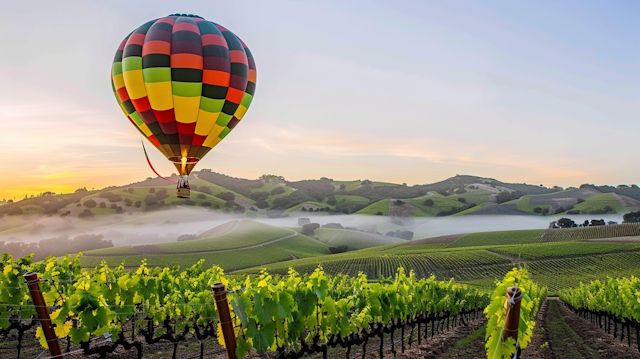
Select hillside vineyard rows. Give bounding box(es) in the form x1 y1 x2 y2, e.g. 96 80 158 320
1 255 491 358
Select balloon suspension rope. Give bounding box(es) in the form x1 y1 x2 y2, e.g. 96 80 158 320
141 138 178 183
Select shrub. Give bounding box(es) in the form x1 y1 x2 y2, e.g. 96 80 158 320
216 192 235 201
249 191 270 201
124 198 132 206
78 209 94 218
201 202 211 207
99 202 106 208
155 188 169 201
393 200 405 205
127 188 134 193
144 195 158 206
149 187 156 193
302 223 320 236
270 187 285 195
376 211 383 215
84 199 97 208
423 199 434 207
134 201 142 208
200 186 213 195
255 199 268 209
457 197 467 204
197 193 206 199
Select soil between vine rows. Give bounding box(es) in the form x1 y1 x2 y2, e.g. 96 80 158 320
4 300 640 358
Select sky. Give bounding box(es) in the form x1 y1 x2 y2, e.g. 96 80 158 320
0 0 638 199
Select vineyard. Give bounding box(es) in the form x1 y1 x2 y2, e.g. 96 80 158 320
559 276 640 351
2 252 640 359
1 254 490 359
540 222 640 242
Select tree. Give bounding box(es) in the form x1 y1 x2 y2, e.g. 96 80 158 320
576 198 585 204
376 211 383 215
457 197 467 204
455 188 467 194
298 218 311 227
99 202 107 208
393 199 405 205
78 209 94 218
124 198 132 206
302 223 320 236
591 219 606 226
533 207 542 214
134 201 142 208
144 195 158 206
326 196 337 206
623 210 640 223
339 184 346 191
423 198 434 207
249 191 270 201
149 187 156 193
270 187 286 195
215 192 235 201
255 199 268 209
197 193 206 199
541 208 550 215
84 199 97 208
200 186 213 195
557 218 575 228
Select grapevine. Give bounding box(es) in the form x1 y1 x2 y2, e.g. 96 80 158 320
484 267 547 359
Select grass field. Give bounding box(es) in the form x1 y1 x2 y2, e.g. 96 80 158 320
315 229 404 250
355 199 390 215
453 189 494 206
447 229 545 248
405 196 466 216
156 220 293 253
452 203 490 216
334 195 370 205
517 196 552 214
285 201 334 213
569 193 625 214
264 234 331 258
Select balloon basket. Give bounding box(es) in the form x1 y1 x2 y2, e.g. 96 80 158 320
176 175 190 198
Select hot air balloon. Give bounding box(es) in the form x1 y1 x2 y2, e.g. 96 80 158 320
111 14 256 198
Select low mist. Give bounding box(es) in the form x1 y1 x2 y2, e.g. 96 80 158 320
1 206 626 251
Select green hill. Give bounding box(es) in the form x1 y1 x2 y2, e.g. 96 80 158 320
81 221 331 270
312 228 406 250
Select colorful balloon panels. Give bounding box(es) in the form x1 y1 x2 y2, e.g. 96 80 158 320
111 14 256 175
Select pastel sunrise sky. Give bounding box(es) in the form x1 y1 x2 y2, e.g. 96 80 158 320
1 0 639 200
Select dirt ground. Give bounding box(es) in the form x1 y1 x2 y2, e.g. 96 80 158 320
4 299 640 359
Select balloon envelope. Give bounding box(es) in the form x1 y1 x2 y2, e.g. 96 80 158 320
111 14 256 175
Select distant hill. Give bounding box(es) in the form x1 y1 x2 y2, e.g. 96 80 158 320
1 172 639 228
80 220 332 270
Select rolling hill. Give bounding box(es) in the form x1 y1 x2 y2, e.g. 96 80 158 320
1 171 639 243
80 220 332 270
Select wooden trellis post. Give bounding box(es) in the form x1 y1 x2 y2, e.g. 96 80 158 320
24 272 62 358
212 282 237 359
503 286 522 359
